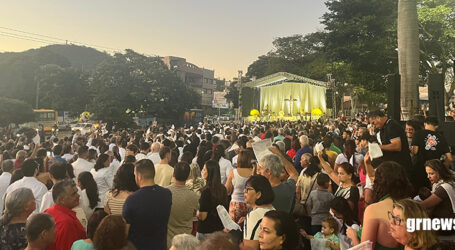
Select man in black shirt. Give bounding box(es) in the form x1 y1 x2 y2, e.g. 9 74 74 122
123 159 172 250
411 116 453 189
370 110 412 170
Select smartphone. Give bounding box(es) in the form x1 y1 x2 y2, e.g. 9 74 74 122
47 151 51 157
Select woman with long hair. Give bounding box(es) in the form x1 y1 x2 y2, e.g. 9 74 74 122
347 159 413 250
211 144 233 185
104 163 138 215
225 149 253 224
0 188 35 249
196 160 229 241
77 171 100 220
90 154 113 209
420 159 455 238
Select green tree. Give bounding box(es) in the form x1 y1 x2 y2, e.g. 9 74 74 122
34 64 90 114
0 97 35 127
418 0 455 104
225 82 240 108
0 49 70 106
89 49 200 127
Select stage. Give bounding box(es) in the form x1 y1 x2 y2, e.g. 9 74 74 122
243 72 328 121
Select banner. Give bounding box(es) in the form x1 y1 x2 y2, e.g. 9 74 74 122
212 91 229 109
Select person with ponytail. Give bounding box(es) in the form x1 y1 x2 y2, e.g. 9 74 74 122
211 144 233 185
196 160 229 241
0 188 35 249
90 154 113 209
77 171 100 220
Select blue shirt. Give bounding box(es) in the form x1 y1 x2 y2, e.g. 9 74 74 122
123 185 172 250
293 145 312 173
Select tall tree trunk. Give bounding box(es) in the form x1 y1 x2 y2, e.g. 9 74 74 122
398 0 419 120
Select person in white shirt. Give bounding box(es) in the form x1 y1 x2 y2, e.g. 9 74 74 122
5 159 48 214
135 142 150 161
212 144 233 185
90 154 114 208
61 145 75 163
0 160 14 215
153 146 174 187
147 142 161 165
72 146 95 180
40 163 68 212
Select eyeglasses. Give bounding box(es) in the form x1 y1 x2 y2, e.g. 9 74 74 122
244 187 254 193
388 211 402 226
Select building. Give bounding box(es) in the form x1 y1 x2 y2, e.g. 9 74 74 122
162 56 216 114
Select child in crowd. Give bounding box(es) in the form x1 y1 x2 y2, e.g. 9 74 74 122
306 173 334 234
301 217 340 250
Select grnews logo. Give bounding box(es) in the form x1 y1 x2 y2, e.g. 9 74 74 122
407 218 455 232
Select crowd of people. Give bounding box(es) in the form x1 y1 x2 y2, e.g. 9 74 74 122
0 109 454 250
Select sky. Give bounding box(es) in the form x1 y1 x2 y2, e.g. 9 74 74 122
0 1 327 80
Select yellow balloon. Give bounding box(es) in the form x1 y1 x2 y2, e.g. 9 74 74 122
250 109 260 116
311 108 323 116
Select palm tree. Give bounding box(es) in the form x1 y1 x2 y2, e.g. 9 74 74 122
398 0 419 120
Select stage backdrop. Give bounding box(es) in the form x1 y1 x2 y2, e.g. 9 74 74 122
260 82 326 115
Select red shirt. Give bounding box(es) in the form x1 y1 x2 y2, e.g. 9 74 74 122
260 133 266 140
287 148 296 160
45 204 86 250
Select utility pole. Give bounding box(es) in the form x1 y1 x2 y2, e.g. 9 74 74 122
237 70 243 120
35 80 40 109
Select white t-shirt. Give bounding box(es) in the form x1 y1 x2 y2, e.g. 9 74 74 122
335 153 364 170
0 172 12 216
90 167 114 208
219 157 233 185
72 158 95 180
5 176 48 214
244 207 275 240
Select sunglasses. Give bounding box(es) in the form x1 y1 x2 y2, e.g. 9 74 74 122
388 211 403 226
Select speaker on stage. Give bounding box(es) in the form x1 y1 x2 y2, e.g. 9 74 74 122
440 122 455 150
387 74 401 121
428 74 445 124
326 89 333 109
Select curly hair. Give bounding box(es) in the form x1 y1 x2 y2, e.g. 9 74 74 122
93 215 128 250
373 161 413 202
111 163 138 197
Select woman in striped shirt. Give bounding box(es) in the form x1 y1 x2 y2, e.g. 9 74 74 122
104 163 138 215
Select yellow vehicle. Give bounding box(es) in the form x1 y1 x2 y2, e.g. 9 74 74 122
21 109 58 135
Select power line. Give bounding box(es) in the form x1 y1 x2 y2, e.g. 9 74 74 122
0 32 57 45
0 26 122 53
0 31 62 44
0 26 159 57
